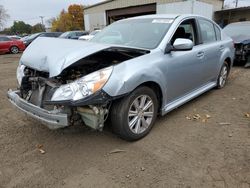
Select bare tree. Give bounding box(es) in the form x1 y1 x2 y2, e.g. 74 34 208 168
46 17 56 27
0 5 10 29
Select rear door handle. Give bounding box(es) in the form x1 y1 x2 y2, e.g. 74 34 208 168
197 51 204 58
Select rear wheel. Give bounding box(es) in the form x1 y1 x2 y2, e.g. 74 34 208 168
217 62 229 89
10 46 19 54
111 86 158 141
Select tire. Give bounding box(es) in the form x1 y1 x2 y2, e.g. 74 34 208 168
111 86 158 141
216 62 229 89
10 46 19 54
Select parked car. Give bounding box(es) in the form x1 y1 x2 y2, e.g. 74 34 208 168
8 35 22 40
7 15 234 140
223 21 250 67
79 30 101 41
59 31 89 40
21 32 62 47
0 36 26 54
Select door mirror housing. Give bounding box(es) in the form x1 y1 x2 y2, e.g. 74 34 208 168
165 38 194 53
173 38 194 51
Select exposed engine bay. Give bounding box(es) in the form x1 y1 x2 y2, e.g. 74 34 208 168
17 47 149 130
235 43 250 64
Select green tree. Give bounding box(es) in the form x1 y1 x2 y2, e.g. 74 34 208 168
10 21 32 34
0 27 11 35
31 23 45 33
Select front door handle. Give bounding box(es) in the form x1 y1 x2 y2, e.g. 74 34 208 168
197 51 204 58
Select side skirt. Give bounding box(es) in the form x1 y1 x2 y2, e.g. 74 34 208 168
161 82 217 116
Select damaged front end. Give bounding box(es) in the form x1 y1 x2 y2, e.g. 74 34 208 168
7 38 149 130
235 43 250 63
8 65 113 130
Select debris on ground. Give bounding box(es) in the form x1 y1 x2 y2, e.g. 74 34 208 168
37 144 46 154
202 119 207 123
244 113 250 118
140 167 145 171
205 114 211 119
219 122 231 125
39 149 46 154
193 114 201 120
109 149 126 154
228 133 233 137
186 113 211 123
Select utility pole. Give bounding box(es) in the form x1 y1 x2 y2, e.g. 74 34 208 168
39 16 44 31
222 0 226 9
235 0 239 8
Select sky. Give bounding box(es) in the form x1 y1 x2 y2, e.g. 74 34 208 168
0 0 103 28
1 0 250 28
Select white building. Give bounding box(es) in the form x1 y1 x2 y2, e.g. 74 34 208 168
84 0 223 31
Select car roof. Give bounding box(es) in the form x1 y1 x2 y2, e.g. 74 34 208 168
126 14 179 20
118 14 211 22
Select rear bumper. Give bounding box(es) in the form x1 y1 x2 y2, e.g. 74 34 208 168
7 90 69 129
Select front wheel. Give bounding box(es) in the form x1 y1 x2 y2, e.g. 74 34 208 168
111 86 158 141
217 62 229 89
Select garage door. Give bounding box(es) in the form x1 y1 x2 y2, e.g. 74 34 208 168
106 3 156 24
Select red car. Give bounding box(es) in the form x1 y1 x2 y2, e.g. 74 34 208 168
0 36 26 54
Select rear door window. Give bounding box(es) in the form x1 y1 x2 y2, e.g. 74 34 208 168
198 19 216 44
0 37 11 41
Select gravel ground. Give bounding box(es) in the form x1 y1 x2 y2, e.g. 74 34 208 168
0 53 249 188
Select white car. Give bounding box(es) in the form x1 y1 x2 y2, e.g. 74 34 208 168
79 30 101 41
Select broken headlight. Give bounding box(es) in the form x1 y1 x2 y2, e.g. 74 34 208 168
51 66 113 101
16 64 25 86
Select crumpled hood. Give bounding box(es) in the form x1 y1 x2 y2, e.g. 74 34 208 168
20 37 112 77
231 35 250 44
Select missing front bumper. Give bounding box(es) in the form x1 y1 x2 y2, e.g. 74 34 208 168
7 90 69 129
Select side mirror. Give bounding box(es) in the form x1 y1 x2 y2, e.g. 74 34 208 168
165 38 194 53
173 38 194 51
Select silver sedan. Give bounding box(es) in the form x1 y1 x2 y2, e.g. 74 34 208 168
8 14 235 140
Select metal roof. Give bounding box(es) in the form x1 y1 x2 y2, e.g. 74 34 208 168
84 0 114 10
216 6 250 13
85 0 224 10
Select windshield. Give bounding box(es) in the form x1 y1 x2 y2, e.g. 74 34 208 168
223 23 250 37
59 32 70 38
91 18 173 49
26 33 41 40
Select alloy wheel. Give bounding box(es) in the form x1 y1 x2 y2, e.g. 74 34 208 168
128 95 154 134
11 46 19 54
219 65 228 87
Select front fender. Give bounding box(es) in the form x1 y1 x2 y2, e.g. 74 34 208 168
103 54 166 104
